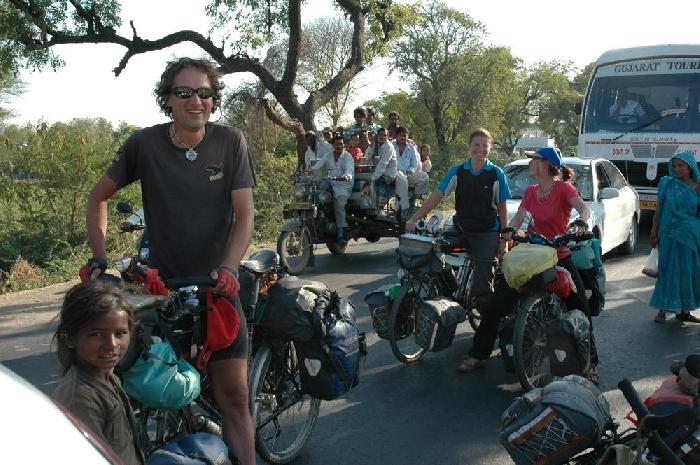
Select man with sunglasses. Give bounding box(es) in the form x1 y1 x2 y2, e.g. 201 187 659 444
84 57 256 465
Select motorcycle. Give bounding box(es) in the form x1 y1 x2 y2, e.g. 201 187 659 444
277 161 421 274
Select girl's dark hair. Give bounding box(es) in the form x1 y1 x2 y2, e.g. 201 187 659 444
154 57 224 117
469 128 492 143
53 281 135 375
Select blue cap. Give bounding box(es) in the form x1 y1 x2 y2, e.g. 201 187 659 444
528 146 563 168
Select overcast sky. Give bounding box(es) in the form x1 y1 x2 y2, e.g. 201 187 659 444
7 0 700 128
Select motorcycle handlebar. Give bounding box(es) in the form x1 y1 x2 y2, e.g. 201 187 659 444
617 378 685 465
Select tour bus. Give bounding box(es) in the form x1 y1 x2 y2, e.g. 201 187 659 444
578 44 700 210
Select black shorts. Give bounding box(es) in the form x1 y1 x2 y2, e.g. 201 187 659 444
209 295 249 361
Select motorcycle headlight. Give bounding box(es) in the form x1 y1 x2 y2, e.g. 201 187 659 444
319 190 333 204
294 183 307 201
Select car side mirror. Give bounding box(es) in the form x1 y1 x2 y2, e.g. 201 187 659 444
599 187 619 200
574 102 582 115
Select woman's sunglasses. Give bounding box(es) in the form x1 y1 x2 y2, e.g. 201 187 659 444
171 86 215 99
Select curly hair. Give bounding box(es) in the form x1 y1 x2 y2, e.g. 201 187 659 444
154 57 224 117
53 281 135 376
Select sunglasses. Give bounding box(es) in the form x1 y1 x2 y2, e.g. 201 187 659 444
171 86 215 99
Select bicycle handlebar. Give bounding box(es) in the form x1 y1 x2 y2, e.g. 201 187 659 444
165 275 216 289
617 378 685 465
508 230 595 248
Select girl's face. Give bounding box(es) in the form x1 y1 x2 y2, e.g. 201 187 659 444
672 157 692 181
420 146 431 161
72 308 131 382
529 157 542 177
469 136 491 164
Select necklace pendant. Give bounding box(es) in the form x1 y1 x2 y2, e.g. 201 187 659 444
185 148 198 162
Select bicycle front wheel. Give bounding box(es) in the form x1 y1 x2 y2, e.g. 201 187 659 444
250 342 321 464
389 280 429 364
513 292 563 391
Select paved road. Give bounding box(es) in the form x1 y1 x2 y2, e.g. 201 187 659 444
3 217 700 464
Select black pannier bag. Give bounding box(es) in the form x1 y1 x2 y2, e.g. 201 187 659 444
260 276 328 342
295 291 367 400
396 234 443 273
545 309 591 377
498 314 516 373
499 375 612 465
414 298 467 352
365 285 396 340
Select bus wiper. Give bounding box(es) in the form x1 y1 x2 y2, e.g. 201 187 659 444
611 108 686 141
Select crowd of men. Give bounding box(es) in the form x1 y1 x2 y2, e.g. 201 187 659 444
304 106 433 244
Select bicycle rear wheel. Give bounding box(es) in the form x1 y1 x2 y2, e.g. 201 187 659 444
513 292 563 391
250 342 321 464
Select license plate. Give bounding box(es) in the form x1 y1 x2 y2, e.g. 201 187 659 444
640 200 657 210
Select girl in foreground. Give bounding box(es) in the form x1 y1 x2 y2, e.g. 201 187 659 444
53 281 144 465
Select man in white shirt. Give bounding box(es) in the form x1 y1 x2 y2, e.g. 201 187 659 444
304 130 332 170
609 91 647 123
311 134 354 244
392 126 429 212
364 128 397 181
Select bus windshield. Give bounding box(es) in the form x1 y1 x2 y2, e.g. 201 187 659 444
582 72 700 134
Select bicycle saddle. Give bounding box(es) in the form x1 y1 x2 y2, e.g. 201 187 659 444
241 249 280 274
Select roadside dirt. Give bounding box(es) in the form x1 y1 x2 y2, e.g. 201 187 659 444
0 280 79 332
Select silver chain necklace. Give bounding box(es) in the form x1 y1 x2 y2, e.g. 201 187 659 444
171 124 204 162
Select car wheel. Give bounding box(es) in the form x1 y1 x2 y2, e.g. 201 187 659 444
618 216 637 255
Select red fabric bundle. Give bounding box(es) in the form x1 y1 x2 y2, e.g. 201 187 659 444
196 289 241 373
544 270 572 298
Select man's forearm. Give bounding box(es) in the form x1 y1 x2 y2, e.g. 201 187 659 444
86 176 117 259
222 213 253 269
221 189 255 269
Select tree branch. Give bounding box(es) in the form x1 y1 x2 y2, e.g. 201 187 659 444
302 0 365 121
280 0 301 93
260 98 304 136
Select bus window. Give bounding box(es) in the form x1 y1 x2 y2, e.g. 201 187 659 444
583 73 700 133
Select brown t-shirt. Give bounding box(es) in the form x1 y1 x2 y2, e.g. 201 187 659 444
53 366 144 465
107 123 256 278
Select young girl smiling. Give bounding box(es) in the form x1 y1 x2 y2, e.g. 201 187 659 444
53 281 144 465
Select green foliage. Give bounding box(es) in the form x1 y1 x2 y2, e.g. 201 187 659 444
251 149 296 242
0 0 122 72
0 118 139 283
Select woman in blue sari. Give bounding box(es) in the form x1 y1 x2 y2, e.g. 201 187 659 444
651 151 700 322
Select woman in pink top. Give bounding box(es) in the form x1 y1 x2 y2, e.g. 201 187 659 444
505 146 600 383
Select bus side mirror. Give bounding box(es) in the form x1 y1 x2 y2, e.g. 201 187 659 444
573 102 582 115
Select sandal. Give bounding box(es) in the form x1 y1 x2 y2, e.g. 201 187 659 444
655 311 666 323
456 358 486 373
676 312 700 323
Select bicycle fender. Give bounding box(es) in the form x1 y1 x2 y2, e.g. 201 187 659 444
516 291 549 314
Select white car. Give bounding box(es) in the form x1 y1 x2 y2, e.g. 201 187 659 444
0 363 121 464
504 157 640 255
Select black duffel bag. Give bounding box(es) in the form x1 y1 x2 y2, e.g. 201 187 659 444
259 276 328 342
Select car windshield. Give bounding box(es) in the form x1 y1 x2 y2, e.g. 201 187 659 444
505 163 593 201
